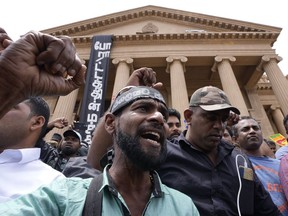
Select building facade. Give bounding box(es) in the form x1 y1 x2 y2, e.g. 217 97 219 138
42 5 288 140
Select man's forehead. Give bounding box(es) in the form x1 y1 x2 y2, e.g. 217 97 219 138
110 86 167 114
16 101 30 111
131 98 167 108
238 119 259 127
168 116 180 121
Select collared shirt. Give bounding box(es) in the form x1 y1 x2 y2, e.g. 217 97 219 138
0 148 64 203
157 131 280 216
0 165 199 216
101 165 199 215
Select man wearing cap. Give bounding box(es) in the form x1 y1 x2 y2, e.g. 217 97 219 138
157 86 279 215
60 129 82 159
0 85 199 216
87 69 280 216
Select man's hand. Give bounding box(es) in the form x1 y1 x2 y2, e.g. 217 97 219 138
126 67 163 89
48 117 69 130
0 31 86 97
226 111 240 127
0 30 86 118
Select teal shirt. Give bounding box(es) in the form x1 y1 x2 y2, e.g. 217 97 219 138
0 166 199 216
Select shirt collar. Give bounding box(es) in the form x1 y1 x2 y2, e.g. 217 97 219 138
101 164 165 198
0 148 40 164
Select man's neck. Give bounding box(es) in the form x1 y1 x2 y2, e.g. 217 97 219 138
242 149 262 157
108 165 153 216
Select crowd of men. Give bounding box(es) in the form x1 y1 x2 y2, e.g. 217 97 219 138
1 27 288 216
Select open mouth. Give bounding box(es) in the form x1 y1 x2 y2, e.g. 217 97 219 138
142 131 161 145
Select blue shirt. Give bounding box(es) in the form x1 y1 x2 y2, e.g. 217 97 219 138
0 165 199 216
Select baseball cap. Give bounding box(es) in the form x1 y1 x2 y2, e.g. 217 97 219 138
189 86 240 114
110 86 167 114
63 130 82 142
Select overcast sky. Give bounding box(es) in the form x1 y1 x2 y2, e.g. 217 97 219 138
2 0 287 75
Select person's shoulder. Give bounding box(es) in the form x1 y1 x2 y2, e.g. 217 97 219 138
275 145 288 160
165 139 183 157
249 155 280 164
160 184 199 215
50 176 93 191
162 183 189 198
168 132 188 147
35 158 65 175
62 156 101 178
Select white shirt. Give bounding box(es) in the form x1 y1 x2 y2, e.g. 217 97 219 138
0 148 65 203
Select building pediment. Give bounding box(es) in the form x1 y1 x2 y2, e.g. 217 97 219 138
41 5 281 45
40 5 284 94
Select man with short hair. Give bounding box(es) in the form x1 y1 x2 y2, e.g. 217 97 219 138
167 108 182 140
233 116 288 215
0 97 64 203
0 86 199 216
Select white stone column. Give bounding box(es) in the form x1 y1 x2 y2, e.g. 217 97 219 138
260 55 288 114
166 56 189 128
111 58 133 99
270 105 286 136
46 89 79 139
212 56 249 116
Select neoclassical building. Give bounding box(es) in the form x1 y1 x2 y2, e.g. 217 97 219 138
42 5 288 140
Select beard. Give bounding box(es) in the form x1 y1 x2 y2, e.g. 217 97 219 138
115 127 167 171
61 146 78 156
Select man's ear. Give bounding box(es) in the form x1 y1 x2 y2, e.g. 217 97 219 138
183 108 193 126
105 113 116 135
30 116 45 132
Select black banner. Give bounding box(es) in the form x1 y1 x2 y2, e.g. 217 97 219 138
79 35 113 145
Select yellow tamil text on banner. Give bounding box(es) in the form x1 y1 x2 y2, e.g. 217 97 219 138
269 133 288 147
